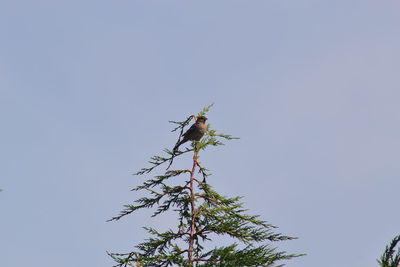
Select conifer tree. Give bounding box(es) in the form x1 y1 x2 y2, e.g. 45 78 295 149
378 235 400 267
108 105 302 266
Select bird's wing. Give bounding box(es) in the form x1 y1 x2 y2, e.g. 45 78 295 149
182 123 197 138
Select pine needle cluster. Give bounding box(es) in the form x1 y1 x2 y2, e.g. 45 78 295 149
108 105 302 266
378 235 400 267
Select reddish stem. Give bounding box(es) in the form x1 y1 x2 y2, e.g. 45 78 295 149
188 150 198 265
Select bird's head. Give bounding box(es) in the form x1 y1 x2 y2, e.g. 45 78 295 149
196 116 207 123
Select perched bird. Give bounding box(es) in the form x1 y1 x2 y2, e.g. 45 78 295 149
173 116 208 152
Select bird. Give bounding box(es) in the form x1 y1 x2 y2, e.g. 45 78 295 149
173 116 208 152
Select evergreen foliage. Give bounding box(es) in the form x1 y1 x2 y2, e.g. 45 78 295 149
378 235 400 267
108 105 302 266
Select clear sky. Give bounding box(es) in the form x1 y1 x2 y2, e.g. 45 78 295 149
1 1 400 267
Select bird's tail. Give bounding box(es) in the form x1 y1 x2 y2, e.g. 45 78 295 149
173 140 181 152
173 139 187 152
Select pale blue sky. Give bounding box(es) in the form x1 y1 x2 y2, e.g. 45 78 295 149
1 1 400 267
